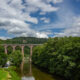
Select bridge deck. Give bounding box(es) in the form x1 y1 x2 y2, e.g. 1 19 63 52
0 44 42 46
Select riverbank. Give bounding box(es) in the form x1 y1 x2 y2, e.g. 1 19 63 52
0 67 21 80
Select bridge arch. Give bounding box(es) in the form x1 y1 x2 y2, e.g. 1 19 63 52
24 46 30 56
7 46 13 55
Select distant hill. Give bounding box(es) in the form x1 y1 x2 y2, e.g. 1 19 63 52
1 37 48 44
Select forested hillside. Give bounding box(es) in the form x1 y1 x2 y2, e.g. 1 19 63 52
32 37 80 80
0 37 48 44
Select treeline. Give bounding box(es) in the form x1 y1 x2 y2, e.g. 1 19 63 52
32 37 80 80
0 37 48 44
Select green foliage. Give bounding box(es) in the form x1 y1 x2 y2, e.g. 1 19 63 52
0 67 21 80
4 37 48 44
7 46 13 55
0 69 9 80
0 52 7 67
6 67 21 80
9 50 22 67
0 46 4 53
32 37 80 80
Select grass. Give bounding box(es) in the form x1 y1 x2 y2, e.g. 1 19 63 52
0 67 21 80
0 69 11 80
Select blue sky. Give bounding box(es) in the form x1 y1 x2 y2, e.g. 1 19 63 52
0 0 80 39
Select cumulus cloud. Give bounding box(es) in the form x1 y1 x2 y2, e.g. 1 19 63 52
54 17 80 37
0 0 61 38
0 18 48 38
0 0 38 24
34 1 80 37
25 0 59 12
55 27 80 37
36 32 48 38
0 36 11 40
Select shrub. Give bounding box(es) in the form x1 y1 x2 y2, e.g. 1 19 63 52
0 53 7 67
9 50 22 67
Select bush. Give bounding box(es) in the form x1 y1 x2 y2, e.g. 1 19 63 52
0 53 7 67
9 50 22 67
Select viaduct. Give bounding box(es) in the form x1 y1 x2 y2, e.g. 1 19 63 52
0 44 42 61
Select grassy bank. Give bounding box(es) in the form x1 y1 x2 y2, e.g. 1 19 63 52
0 69 9 80
0 67 21 80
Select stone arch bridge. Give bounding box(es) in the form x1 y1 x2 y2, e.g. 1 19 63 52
0 44 42 61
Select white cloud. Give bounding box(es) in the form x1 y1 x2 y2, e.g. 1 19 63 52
34 0 74 30
52 0 63 4
55 27 80 37
54 17 80 37
0 0 38 24
45 0 63 4
0 36 11 40
0 18 48 38
0 0 61 38
34 1 80 38
40 17 50 23
25 0 59 12
39 12 46 15
36 32 48 38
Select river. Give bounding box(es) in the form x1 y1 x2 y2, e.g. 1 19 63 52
16 61 64 80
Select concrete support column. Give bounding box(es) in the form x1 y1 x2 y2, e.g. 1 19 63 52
12 46 16 52
21 45 24 61
4 45 7 54
30 45 33 62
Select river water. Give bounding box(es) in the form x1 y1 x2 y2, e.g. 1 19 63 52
17 61 64 80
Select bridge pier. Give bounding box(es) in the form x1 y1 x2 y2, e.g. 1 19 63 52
12 45 16 52
30 45 33 62
21 45 24 61
4 45 7 54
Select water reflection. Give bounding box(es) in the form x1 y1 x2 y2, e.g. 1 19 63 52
22 77 35 80
20 61 32 76
20 61 64 80
21 61 35 80
20 60 24 76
